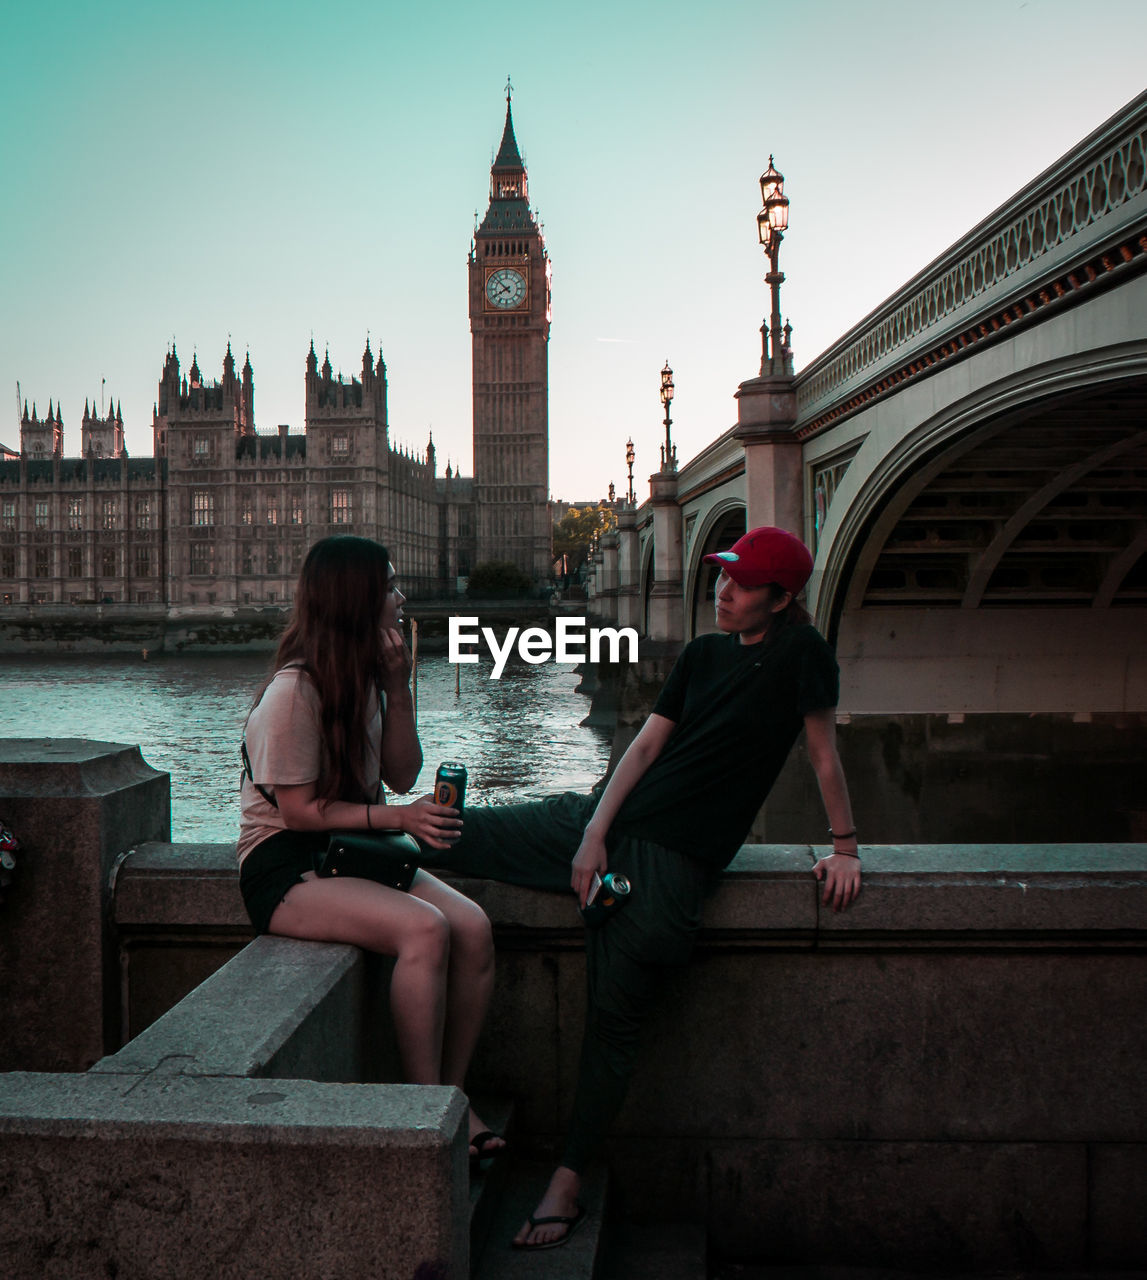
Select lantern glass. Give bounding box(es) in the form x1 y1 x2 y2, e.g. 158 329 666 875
768 194 789 233
660 363 674 404
759 157 784 206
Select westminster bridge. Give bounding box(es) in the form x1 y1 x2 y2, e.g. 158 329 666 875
589 90 1147 846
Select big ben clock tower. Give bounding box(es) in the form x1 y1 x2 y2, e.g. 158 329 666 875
469 85 552 581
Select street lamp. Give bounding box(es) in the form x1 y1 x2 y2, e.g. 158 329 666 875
757 156 791 377
659 361 676 471
625 437 635 504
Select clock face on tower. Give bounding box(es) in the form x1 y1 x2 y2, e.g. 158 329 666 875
485 266 528 310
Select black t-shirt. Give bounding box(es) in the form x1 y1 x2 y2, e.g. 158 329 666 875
609 623 839 868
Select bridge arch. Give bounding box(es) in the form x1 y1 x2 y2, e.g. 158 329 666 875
686 500 746 639
812 341 1147 715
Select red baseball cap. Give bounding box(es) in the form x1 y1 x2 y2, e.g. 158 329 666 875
703 525 813 594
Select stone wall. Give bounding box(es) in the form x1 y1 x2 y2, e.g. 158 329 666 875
108 838 1147 1270
3 739 1145 1270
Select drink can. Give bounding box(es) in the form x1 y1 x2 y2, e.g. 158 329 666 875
434 761 467 813
580 871 631 925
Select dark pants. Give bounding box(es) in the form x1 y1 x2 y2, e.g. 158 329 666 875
432 792 715 1173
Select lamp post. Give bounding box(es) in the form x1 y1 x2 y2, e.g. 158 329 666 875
625 437 635 504
659 361 676 471
757 156 791 377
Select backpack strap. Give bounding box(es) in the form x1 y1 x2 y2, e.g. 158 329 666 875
240 661 311 810
240 739 278 809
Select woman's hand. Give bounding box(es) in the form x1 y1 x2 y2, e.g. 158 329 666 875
812 853 862 912
571 828 609 907
400 794 462 850
379 626 413 694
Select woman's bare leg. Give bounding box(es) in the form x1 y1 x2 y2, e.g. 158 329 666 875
267 873 450 1084
410 870 504 1152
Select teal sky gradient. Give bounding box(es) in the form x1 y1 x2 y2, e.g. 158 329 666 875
4 0 1146 501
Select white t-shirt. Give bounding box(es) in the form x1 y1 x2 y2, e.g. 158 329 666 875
237 666 382 863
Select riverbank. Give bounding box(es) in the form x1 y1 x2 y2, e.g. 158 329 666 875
0 599 573 654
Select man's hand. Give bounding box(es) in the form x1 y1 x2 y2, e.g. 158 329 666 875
401 794 462 850
812 853 861 912
571 828 609 907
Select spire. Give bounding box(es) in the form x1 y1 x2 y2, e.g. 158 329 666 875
47 398 54 422
116 400 122 424
493 89 523 172
306 339 318 376
482 84 532 225
322 346 332 381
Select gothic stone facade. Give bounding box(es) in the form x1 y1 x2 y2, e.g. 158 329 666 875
0 342 476 607
0 97 553 608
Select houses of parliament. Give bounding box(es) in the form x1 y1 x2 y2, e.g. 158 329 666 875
0 95 553 608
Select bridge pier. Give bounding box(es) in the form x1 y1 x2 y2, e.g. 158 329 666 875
734 373 803 535
647 467 684 641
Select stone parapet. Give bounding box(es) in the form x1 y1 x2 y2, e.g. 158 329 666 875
0 1070 467 1280
8 811 1146 1269
0 738 169 1071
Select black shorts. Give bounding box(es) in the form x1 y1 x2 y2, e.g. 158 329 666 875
239 829 323 934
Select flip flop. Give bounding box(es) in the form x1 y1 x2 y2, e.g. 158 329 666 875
468 1130 506 1170
511 1205 586 1251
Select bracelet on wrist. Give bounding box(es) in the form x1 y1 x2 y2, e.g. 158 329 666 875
829 827 856 840
829 848 860 859
366 803 374 831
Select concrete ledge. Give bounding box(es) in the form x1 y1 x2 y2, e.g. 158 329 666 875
100 839 1147 1269
113 842 250 929
112 840 1147 941
94 936 364 1082
0 1071 468 1280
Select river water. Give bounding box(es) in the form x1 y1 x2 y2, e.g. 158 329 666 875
2 653 613 842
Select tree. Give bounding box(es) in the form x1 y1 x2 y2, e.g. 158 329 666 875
552 505 617 577
466 560 533 598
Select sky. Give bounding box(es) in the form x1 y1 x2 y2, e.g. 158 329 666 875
3 0 1146 503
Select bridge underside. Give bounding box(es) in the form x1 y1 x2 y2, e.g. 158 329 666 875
832 377 1147 716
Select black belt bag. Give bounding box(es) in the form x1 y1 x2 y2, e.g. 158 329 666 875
313 831 422 892
241 738 421 892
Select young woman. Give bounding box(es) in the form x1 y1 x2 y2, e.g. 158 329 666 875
237 534 502 1163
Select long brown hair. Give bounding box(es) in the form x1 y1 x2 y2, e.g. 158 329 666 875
270 535 393 803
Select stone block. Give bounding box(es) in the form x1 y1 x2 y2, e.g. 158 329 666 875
706 846 817 936
703 1139 1085 1268
0 739 169 1071
817 845 1147 937
119 940 248 1044
112 841 249 929
1089 1143 1147 1266
0 1070 468 1280
93 936 364 1084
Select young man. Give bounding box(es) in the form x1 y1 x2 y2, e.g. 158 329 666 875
435 525 861 1250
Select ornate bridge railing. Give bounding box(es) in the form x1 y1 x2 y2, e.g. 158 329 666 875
794 90 1147 440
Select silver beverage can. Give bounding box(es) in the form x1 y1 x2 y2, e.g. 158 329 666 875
581 871 631 925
